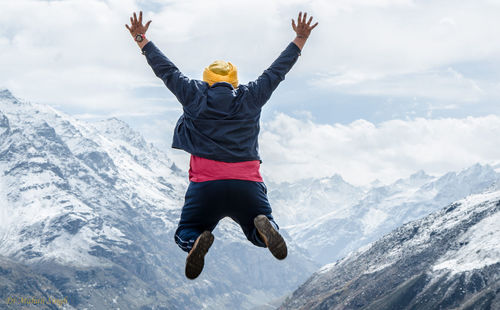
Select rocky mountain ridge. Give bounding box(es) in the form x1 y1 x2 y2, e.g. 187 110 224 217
279 189 500 309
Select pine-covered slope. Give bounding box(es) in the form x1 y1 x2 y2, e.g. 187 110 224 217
279 190 500 310
0 89 317 310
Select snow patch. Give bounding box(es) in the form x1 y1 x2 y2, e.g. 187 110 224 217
317 261 337 274
0 173 13 244
361 208 388 234
433 209 500 274
42 227 108 267
363 262 394 275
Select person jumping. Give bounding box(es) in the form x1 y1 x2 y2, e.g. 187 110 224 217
126 10 318 280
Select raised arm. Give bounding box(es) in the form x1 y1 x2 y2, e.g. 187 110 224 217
125 11 205 107
247 12 318 108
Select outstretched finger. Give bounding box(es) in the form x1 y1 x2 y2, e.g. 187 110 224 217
307 16 313 26
130 17 134 26
133 12 137 24
139 11 143 24
125 24 131 31
310 22 319 30
298 12 302 25
292 19 297 31
303 12 307 24
145 20 152 31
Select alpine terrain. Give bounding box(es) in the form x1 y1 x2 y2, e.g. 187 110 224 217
0 89 317 310
279 189 500 309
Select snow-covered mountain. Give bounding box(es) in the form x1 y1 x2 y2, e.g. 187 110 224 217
279 189 500 310
270 164 500 264
3 87 499 309
267 175 364 227
0 89 317 310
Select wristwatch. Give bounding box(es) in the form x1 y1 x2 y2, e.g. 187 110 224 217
135 33 145 42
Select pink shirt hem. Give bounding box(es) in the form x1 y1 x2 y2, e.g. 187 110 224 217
189 155 263 182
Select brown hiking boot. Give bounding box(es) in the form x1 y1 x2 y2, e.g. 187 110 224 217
254 215 287 260
185 231 214 280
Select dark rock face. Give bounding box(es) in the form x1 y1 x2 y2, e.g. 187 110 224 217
76 151 118 184
279 193 500 310
0 255 67 310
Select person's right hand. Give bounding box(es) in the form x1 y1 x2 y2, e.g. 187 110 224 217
292 12 318 39
125 11 152 38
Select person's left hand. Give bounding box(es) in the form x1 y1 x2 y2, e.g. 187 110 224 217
125 11 152 38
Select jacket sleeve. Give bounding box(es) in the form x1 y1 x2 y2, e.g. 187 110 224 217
141 41 206 107
246 42 301 108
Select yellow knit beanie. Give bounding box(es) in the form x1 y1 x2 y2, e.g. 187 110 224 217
203 60 238 89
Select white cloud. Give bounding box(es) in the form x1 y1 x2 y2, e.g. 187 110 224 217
0 0 148 111
314 67 485 102
306 0 500 74
259 113 500 186
303 0 500 102
2 0 500 115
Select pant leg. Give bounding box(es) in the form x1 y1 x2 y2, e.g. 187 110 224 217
174 181 226 253
226 180 280 248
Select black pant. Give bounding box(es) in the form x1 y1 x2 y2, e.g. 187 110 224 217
174 179 279 252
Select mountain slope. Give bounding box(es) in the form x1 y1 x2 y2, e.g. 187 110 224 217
279 190 500 310
272 165 500 264
0 89 318 310
0 254 70 310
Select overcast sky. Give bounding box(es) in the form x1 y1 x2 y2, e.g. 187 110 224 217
1 0 500 185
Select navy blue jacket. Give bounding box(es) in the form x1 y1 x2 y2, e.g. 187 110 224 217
141 41 301 163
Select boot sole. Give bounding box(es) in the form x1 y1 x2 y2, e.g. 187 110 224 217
185 231 214 280
254 215 287 260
